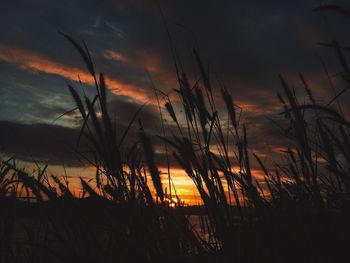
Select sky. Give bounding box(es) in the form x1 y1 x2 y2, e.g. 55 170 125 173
1 0 350 204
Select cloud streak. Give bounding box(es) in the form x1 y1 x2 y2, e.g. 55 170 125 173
0 44 153 103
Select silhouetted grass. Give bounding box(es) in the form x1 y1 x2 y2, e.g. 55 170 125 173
2 4 350 263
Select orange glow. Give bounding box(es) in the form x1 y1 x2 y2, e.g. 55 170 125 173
15 161 268 205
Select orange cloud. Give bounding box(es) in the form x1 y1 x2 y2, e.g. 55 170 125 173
103 48 163 74
103 48 177 89
103 50 130 64
133 49 164 74
0 44 153 103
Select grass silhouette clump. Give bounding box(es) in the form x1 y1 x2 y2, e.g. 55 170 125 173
1 4 350 263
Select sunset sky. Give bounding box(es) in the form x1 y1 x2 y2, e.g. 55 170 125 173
1 0 350 204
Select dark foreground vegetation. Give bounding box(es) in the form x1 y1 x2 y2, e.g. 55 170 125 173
2 4 350 263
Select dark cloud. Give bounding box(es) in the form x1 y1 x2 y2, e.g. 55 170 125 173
0 96 165 166
0 120 81 166
108 97 161 131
